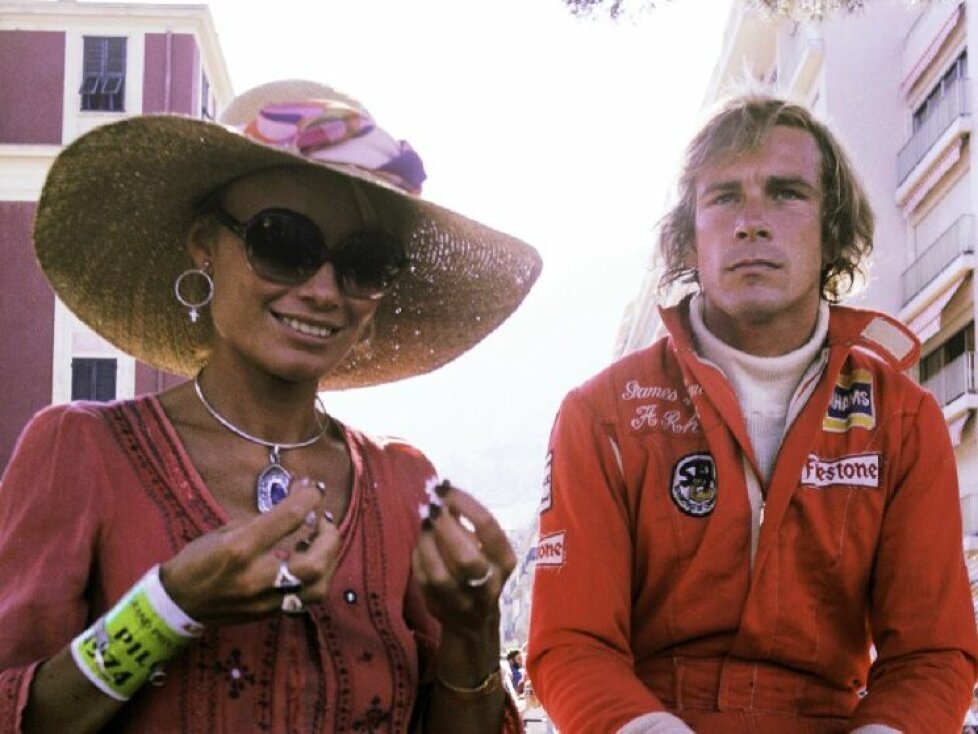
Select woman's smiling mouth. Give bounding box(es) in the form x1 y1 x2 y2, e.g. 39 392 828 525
276 314 339 339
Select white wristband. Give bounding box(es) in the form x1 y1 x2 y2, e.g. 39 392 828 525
70 565 205 700
143 565 205 638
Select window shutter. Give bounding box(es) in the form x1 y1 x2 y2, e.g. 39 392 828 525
106 37 126 74
94 359 117 401
82 37 107 74
71 358 117 402
80 36 126 111
80 73 100 95
71 358 95 400
102 74 124 95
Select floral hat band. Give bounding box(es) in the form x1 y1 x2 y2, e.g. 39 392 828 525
238 99 427 194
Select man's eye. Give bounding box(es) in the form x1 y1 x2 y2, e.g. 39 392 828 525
711 192 737 205
773 189 803 200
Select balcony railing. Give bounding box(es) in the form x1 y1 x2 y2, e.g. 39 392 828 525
901 214 974 305
923 351 977 408
963 492 978 537
897 78 969 184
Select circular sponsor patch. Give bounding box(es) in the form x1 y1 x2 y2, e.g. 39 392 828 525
670 453 717 517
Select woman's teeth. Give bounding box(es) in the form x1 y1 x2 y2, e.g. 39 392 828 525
280 316 336 338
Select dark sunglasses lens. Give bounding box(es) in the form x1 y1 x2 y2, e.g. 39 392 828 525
335 232 406 298
245 210 326 284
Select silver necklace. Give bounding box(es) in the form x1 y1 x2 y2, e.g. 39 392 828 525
193 375 329 513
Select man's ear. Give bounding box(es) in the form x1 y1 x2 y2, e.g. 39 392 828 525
683 240 698 270
187 217 218 269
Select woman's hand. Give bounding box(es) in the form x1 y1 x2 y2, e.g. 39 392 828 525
159 479 340 625
412 482 517 732
411 481 516 639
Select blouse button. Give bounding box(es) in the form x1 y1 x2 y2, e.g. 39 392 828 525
343 589 358 605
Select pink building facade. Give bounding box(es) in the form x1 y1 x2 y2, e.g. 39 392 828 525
0 2 232 470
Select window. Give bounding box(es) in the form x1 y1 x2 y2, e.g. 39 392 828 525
912 50 967 131
80 36 126 112
201 72 214 120
71 358 117 401
920 321 975 381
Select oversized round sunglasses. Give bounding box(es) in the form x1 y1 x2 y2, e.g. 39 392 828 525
211 207 407 300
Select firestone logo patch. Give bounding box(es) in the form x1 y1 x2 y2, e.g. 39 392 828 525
670 453 717 517
824 369 875 432
801 453 881 489
536 531 566 568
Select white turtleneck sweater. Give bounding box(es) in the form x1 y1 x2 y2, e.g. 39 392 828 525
688 294 829 484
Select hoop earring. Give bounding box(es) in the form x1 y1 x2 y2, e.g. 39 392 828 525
174 264 213 323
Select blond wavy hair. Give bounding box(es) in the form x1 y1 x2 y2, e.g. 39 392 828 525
658 95 874 302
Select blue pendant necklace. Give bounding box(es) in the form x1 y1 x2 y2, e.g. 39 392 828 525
193 375 329 513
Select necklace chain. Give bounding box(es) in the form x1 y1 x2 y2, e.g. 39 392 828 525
193 375 329 451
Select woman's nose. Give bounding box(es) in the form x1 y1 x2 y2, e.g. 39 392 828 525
298 261 344 303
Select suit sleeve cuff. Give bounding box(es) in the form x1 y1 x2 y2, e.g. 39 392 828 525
617 711 695 734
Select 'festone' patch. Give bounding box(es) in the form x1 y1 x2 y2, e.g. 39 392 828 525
801 453 881 489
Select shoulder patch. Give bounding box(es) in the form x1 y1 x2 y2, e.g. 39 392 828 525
824 368 875 432
540 451 553 514
536 531 566 568
670 453 717 517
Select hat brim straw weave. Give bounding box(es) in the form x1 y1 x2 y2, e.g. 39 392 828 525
34 114 542 389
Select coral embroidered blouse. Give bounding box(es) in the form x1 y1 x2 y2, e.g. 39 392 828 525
0 397 445 733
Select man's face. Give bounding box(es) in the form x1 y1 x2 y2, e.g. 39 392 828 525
690 125 825 355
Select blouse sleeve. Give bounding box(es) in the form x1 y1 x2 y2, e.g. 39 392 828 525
0 404 109 732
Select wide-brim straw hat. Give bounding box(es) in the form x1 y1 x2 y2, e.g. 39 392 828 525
34 79 542 389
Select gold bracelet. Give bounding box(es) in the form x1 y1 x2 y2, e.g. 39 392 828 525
434 669 502 700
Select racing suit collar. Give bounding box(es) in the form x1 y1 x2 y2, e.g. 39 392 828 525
658 295 920 371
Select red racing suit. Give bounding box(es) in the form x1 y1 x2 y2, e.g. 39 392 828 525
528 298 978 734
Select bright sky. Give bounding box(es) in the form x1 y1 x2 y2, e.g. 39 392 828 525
185 0 731 529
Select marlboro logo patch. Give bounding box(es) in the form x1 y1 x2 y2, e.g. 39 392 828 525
824 369 875 432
